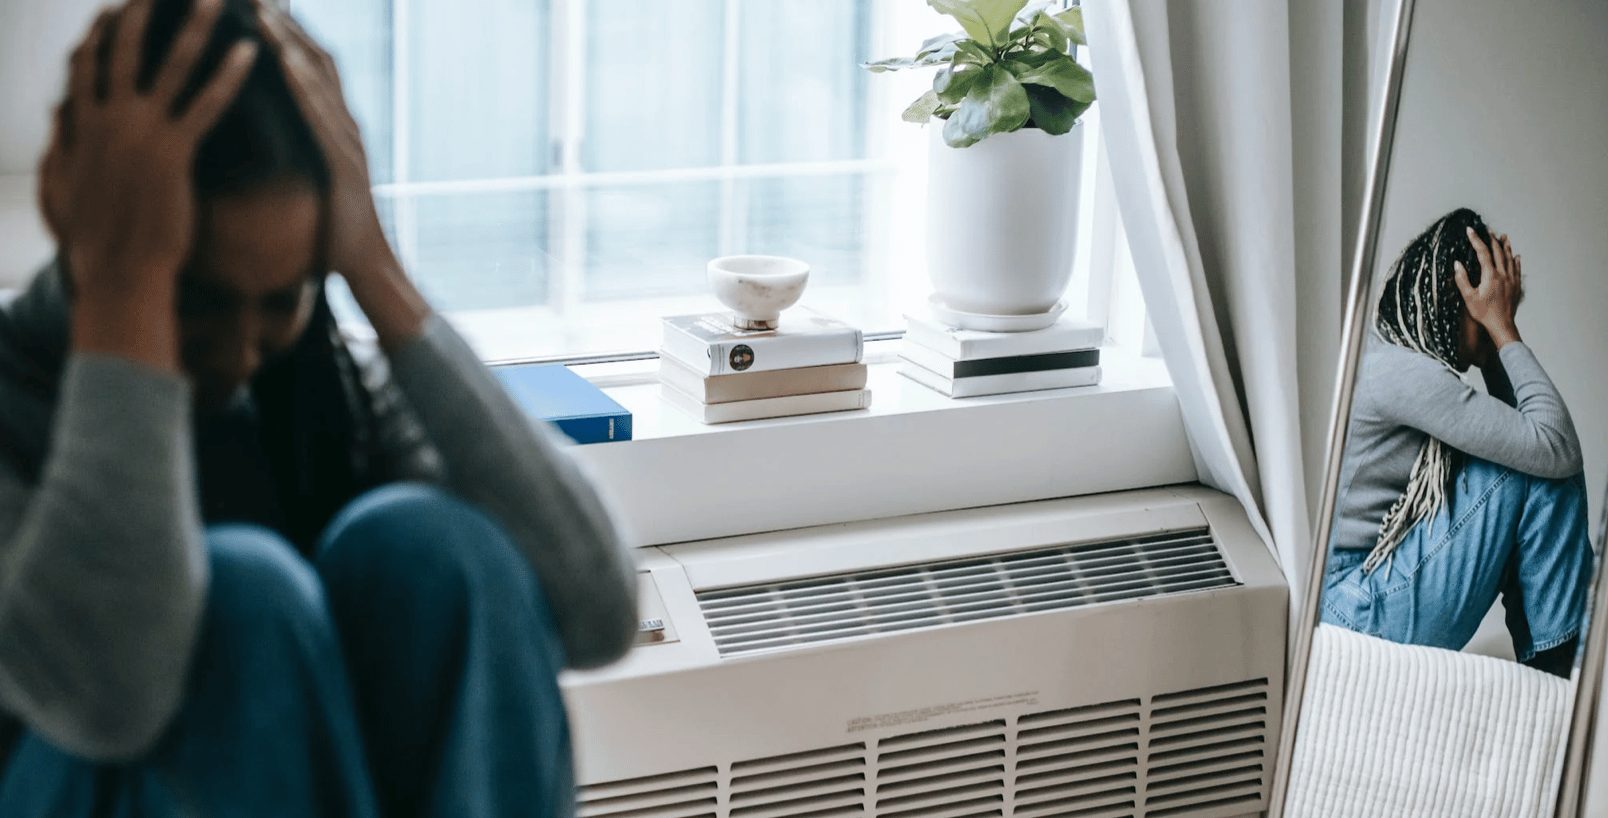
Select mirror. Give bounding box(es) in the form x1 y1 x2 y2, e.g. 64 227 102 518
1274 0 1608 815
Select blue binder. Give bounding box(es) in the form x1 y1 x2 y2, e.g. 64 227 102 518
493 364 633 444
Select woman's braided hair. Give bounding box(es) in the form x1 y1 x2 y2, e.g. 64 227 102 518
1364 207 1492 573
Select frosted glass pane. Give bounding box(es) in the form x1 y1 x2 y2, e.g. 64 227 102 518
738 0 872 165
291 0 394 183
406 0 550 181
583 1 723 172
399 191 551 312
583 183 720 300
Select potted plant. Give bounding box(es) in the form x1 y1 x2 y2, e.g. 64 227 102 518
866 0 1095 329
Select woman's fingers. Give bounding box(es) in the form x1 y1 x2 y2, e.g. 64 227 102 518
68 10 115 116
180 41 258 136
257 3 350 151
108 0 154 97
1465 226 1495 285
1453 260 1477 300
152 0 225 104
256 0 342 88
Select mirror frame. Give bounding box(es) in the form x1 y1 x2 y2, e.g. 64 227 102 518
1267 0 1418 809
1269 1 1608 814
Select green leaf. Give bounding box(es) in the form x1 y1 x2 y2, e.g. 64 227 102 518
951 40 996 66
928 0 1030 48
1052 7 1087 46
863 56 916 72
1030 11 1070 52
1009 53 1096 102
916 32 964 58
903 90 944 123
1025 84 1090 135
942 64 1031 147
862 49 955 72
935 63 984 103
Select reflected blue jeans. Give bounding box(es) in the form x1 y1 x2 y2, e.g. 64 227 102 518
1322 457 1594 661
0 484 575 818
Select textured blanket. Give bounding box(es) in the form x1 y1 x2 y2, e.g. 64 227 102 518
1286 623 1571 818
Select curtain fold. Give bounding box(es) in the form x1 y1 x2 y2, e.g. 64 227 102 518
1085 1 1336 616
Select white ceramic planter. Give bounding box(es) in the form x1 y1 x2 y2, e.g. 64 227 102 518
926 123 1083 319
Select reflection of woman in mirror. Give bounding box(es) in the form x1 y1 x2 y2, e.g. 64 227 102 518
1322 208 1591 677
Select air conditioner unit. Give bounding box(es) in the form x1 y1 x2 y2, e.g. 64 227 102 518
563 484 1287 818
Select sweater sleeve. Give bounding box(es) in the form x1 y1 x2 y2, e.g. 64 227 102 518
1374 342 1583 479
0 355 206 761
382 316 637 669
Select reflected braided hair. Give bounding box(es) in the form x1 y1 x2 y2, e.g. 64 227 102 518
1364 207 1492 573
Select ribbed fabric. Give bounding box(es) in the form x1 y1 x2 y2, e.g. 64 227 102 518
1287 624 1570 818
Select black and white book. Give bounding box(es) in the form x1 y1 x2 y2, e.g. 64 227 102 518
661 308 863 376
659 357 869 404
903 312 1103 361
899 361 1102 398
900 342 1100 381
661 384 873 424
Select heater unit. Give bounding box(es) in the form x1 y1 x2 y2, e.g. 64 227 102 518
563 484 1287 818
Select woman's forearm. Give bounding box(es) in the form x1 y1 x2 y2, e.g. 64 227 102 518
381 317 639 669
0 356 206 761
1481 352 1517 407
340 250 432 353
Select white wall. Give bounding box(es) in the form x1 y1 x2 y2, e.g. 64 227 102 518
0 0 101 286
0 0 101 175
1375 0 1607 523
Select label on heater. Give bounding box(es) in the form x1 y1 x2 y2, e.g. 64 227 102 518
845 690 1039 734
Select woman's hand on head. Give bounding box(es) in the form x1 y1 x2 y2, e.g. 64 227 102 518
1454 228 1524 349
46 0 256 370
254 1 390 280
255 0 430 344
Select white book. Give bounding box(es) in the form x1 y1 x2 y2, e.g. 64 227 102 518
661 384 873 424
659 357 869 404
900 341 1101 381
903 312 1103 361
900 360 1102 398
661 308 863 376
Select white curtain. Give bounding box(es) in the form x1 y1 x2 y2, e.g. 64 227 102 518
1084 1 1340 615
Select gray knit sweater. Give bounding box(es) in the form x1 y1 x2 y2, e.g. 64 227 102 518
0 268 637 763
1331 333 1583 552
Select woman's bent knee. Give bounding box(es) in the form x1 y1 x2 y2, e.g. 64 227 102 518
316 483 531 595
203 525 330 646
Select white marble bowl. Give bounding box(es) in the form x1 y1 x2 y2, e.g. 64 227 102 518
708 255 810 330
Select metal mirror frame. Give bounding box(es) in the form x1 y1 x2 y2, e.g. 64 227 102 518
1267 0 1608 814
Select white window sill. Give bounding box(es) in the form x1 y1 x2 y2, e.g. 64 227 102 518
558 339 1196 548
0 173 1195 549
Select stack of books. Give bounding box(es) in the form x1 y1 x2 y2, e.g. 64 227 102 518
899 313 1104 398
659 308 870 423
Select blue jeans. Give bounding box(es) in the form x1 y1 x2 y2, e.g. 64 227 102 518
0 484 575 818
1322 458 1594 661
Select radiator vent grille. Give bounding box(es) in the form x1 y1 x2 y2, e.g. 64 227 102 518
875 720 1007 818
575 678 1273 817
729 743 867 817
698 527 1236 657
1014 700 1142 818
578 766 719 818
1144 678 1271 817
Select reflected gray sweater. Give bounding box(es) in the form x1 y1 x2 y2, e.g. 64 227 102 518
0 269 637 762
1332 333 1583 551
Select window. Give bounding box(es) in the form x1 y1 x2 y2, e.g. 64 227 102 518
294 0 1143 363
